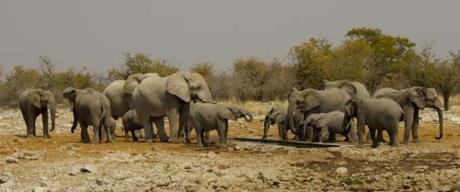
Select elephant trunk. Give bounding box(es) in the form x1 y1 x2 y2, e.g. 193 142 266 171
435 108 443 140
70 106 78 133
50 107 56 132
262 117 271 140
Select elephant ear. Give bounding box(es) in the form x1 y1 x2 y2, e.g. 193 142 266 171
408 87 426 109
302 91 322 111
166 73 191 103
218 106 238 120
30 92 42 108
341 81 358 97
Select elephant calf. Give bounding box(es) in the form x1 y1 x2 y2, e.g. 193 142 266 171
122 109 144 141
344 98 404 148
303 111 354 143
262 107 303 140
188 103 253 146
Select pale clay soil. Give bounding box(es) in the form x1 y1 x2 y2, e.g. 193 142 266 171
0 107 459 192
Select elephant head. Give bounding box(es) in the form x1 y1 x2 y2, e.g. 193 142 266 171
31 90 56 132
218 105 253 122
407 87 443 140
287 88 308 133
62 87 79 133
166 72 215 103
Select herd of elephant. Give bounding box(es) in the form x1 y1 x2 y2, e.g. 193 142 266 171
262 80 443 148
17 72 443 148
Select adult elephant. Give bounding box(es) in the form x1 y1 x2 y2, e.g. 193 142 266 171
18 89 56 138
132 72 214 143
373 86 443 143
103 73 159 120
319 79 370 99
63 87 114 143
287 87 350 140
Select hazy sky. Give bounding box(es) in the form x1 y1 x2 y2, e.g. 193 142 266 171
1 0 459 73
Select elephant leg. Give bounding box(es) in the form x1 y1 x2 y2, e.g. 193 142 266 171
131 129 138 141
143 118 154 143
167 107 180 142
80 123 90 143
28 112 37 138
403 106 414 144
178 104 190 140
20 107 31 137
319 127 329 143
371 128 379 148
327 132 336 142
377 130 387 143
412 109 420 143
104 122 113 143
306 126 314 142
92 123 101 144
389 122 399 147
41 109 50 138
217 121 226 145
152 117 166 142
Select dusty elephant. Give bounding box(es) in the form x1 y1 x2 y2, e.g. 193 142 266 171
133 72 215 143
63 87 114 143
103 73 159 120
18 89 56 138
188 103 253 146
373 86 443 143
303 111 355 143
262 107 303 140
122 109 149 141
287 87 351 141
344 98 404 148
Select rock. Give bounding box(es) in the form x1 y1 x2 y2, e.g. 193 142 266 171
335 167 348 176
32 187 45 192
361 166 375 172
207 151 217 158
14 150 45 160
414 165 429 172
80 165 96 173
5 157 18 163
0 172 12 184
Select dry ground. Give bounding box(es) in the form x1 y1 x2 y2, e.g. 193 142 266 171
0 106 459 191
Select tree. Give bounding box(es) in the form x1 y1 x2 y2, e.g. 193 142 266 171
38 55 57 90
108 52 178 80
436 51 460 110
346 27 417 92
233 57 272 101
190 62 215 80
3 66 41 105
290 38 334 89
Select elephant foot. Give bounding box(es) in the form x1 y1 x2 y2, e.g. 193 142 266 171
412 138 420 143
43 135 51 139
402 140 409 145
146 139 153 143
82 140 91 144
26 134 33 138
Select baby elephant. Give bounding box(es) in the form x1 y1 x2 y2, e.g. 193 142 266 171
303 111 355 143
122 110 143 141
188 103 253 146
344 98 404 148
262 107 303 140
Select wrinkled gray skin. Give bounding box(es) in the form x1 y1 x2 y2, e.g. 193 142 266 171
188 103 253 146
287 87 351 140
133 72 215 143
262 107 288 140
319 79 375 142
63 87 114 143
344 98 404 148
320 80 370 99
373 87 443 143
122 109 145 141
303 111 355 143
103 73 157 118
262 107 303 140
18 89 56 138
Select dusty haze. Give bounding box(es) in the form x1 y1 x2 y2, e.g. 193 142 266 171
1 0 459 73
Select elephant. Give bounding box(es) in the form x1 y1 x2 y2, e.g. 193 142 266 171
373 86 443 143
261 107 303 140
303 111 355 143
319 79 370 99
18 89 56 138
287 87 351 141
63 87 114 143
132 72 215 143
188 103 253 146
122 109 146 141
344 98 404 148
103 73 158 119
